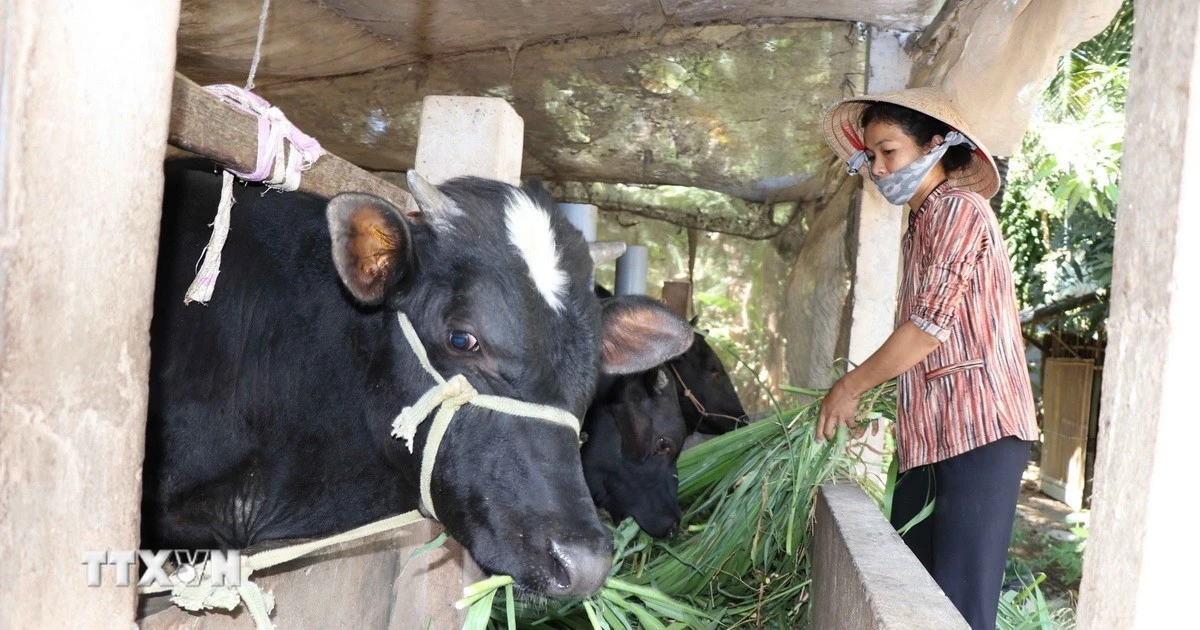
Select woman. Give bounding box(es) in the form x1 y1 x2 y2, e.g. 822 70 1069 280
816 88 1038 630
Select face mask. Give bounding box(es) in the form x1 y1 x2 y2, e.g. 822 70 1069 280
845 130 976 206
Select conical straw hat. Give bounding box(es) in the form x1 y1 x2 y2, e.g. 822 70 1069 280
821 87 1001 199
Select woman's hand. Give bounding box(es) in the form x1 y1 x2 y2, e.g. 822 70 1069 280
812 323 941 444
816 378 862 443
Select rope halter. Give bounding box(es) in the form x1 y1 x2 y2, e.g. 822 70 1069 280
390 312 581 521
667 362 748 429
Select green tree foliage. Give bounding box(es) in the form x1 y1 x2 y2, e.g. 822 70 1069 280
1000 0 1131 340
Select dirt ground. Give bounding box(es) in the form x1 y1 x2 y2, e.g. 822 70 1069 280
1009 451 1081 610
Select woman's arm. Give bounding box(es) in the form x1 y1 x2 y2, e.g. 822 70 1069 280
815 321 941 443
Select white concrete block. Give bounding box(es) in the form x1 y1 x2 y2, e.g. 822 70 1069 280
414 95 525 186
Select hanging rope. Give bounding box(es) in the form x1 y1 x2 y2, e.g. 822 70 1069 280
686 227 698 317
182 0 326 304
140 311 582 629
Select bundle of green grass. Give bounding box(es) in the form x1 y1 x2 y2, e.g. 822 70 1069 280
457 382 897 629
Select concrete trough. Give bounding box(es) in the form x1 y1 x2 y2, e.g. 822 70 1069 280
812 484 968 630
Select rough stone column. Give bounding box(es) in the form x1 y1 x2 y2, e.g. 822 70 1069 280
846 28 910 480
0 0 180 626
1076 0 1200 626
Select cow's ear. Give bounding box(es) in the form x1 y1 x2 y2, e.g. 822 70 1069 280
327 193 416 305
600 296 694 375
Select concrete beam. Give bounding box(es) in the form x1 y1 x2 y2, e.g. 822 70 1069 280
812 484 968 629
1076 0 1200 626
0 0 180 626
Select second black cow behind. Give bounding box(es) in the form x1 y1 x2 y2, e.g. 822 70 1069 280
582 286 748 538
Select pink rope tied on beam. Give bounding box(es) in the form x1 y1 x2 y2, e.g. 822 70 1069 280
184 85 326 305
204 85 326 188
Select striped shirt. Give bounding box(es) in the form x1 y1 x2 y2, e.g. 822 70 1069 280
895 180 1038 471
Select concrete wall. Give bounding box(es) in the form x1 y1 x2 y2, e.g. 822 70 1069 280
0 0 180 626
812 485 968 630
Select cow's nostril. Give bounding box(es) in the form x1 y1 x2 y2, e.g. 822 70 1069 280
547 539 611 597
548 544 572 592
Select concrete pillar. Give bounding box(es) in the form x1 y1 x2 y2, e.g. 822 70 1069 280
414 95 525 186
0 0 180 627
1076 0 1200 626
846 28 911 480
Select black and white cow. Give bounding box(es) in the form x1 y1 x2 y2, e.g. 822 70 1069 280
142 160 693 598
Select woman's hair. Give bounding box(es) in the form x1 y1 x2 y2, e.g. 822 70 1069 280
860 102 973 174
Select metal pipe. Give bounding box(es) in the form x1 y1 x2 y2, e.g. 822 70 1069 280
614 245 649 296
557 202 598 242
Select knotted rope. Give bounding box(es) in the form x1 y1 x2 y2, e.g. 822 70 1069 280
141 311 581 629
390 312 582 521
138 510 426 628
182 86 326 304
182 0 326 305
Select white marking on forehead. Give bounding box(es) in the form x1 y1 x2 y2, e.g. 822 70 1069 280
504 190 568 311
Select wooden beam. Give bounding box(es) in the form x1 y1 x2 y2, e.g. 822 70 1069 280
1022 330 1049 354
168 72 418 215
1019 291 1104 325
661 281 692 319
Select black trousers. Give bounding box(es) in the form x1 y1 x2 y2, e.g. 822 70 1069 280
890 436 1031 630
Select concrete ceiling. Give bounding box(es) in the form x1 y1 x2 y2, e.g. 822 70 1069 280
177 0 941 84
173 1 939 218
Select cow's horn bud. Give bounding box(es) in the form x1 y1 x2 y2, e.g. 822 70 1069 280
406 171 456 226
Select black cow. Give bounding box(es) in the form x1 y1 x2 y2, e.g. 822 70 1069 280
670 318 749 435
581 366 686 539
142 160 693 598
580 287 747 539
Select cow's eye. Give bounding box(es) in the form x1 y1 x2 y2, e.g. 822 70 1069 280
447 330 480 352
655 437 675 455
